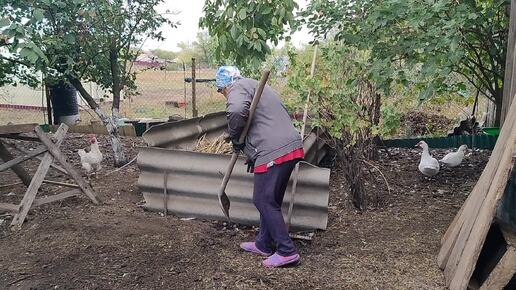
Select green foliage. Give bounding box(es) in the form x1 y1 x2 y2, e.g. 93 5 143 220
193 31 219 66
1 0 176 97
200 0 298 73
287 42 380 141
302 0 509 121
379 105 402 137
151 49 177 61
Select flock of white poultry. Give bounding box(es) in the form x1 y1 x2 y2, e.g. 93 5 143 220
73 134 466 179
416 141 468 177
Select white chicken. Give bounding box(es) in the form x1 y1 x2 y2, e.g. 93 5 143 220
416 141 440 177
78 134 103 174
440 145 467 168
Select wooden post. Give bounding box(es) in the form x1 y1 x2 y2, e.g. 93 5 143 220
501 0 516 126
191 58 198 117
45 84 53 125
163 173 168 216
0 141 32 186
0 146 47 172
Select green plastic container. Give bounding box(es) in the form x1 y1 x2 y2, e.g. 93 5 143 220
482 127 500 136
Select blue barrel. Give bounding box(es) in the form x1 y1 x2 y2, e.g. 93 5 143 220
48 81 80 125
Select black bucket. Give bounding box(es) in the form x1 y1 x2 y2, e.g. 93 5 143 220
48 81 80 125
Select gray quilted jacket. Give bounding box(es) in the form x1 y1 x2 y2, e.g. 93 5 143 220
226 78 303 167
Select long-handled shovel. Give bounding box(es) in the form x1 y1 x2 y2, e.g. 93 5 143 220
218 70 271 220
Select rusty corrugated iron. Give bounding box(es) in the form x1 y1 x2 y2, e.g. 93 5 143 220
137 147 330 230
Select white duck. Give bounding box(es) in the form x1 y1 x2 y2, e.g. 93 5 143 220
416 141 440 177
439 145 467 168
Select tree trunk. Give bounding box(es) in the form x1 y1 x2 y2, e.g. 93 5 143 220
337 136 366 211
367 92 382 160
70 79 127 167
110 48 121 121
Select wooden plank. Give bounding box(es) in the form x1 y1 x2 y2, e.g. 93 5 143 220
439 157 500 268
32 189 80 207
35 126 99 205
9 144 69 175
0 141 32 186
0 124 37 135
501 0 516 126
0 134 41 142
0 146 47 172
479 246 516 290
439 115 515 269
446 141 516 287
448 133 516 287
48 124 136 136
10 124 68 229
42 179 79 188
122 125 137 137
441 99 516 289
0 203 19 213
0 182 23 189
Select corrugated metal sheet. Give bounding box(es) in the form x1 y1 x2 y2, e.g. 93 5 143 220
381 135 498 150
142 112 227 150
138 147 330 230
303 129 328 165
142 111 328 165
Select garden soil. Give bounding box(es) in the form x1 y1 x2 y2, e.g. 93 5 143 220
0 134 489 289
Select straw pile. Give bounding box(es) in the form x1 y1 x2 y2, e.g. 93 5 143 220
193 134 233 154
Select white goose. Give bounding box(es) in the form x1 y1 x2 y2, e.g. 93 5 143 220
440 145 467 168
416 141 440 177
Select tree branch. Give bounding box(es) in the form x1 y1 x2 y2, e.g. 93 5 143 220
0 56 31 67
70 78 99 110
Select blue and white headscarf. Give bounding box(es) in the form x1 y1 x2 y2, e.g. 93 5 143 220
216 66 241 92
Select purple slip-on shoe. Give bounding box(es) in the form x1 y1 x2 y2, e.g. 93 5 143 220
263 253 300 268
240 242 272 257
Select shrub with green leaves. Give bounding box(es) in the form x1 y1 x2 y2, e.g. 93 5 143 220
302 0 510 125
288 42 383 210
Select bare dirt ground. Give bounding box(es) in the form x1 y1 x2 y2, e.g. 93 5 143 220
0 134 489 289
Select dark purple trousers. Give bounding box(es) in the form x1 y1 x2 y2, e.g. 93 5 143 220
253 159 299 256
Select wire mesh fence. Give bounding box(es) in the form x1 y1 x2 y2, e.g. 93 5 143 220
0 84 48 125
0 59 225 126
0 57 495 138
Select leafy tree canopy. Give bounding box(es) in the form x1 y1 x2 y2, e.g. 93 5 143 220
200 0 298 72
1 0 175 94
302 0 510 124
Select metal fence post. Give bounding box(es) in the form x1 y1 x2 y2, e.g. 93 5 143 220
191 58 198 117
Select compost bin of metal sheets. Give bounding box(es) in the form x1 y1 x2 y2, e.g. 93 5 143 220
137 112 331 230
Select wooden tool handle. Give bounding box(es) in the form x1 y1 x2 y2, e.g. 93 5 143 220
238 70 271 144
